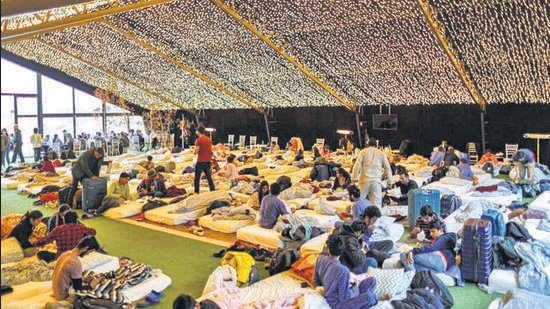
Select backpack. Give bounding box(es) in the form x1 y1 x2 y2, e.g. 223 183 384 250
268 248 300 276
310 164 330 182
410 270 454 309
440 194 461 219
492 236 522 269
505 221 533 241
482 162 494 175
431 166 448 182
239 166 259 176
38 185 62 195
57 185 72 205
220 251 259 286
275 176 292 191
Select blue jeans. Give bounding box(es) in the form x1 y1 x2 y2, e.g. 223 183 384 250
350 257 378 274
413 251 446 272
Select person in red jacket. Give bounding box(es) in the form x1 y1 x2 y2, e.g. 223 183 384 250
193 126 215 194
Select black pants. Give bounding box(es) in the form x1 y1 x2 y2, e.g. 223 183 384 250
33 147 42 162
366 240 394 267
194 161 215 193
11 147 24 163
68 177 82 208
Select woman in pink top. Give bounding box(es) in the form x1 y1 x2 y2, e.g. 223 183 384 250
225 155 239 187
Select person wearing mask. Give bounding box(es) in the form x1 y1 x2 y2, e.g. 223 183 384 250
137 169 167 198
351 138 393 207
331 220 378 274
51 235 100 301
333 167 352 191
259 183 289 229
11 124 24 164
314 234 385 309
400 221 457 273
67 147 104 209
9 210 44 256
194 126 215 194
30 128 43 163
1 128 8 169
247 180 269 209
388 171 418 205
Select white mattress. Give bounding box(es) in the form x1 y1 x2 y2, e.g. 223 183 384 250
422 181 471 196
475 173 493 185
103 200 146 219
293 209 341 229
529 191 550 217
460 191 517 207
236 224 283 249
145 204 206 226
1 178 23 189
524 219 550 241
121 270 172 302
299 233 329 256
198 214 255 233
370 222 405 243
307 198 351 214
488 269 518 294
80 252 120 273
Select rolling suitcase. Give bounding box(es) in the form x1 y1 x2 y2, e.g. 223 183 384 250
407 189 441 228
461 218 493 284
82 177 107 211
481 209 506 237
440 194 462 219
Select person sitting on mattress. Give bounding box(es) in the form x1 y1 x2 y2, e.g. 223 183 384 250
86 172 133 218
224 155 239 187
247 180 269 209
443 146 460 167
8 209 44 257
42 204 72 234
137 169 167 198
332 220 378 274
399 221 457 273
314 234 387 309
360 206 393 267
343 185 373 221
36 211 97 263
138 155 155 171
388 171 418 205
259 182 289 229
410 205 446 240
333 167 352 191
52 235 99 301
428 146 445 167
457 158 474 180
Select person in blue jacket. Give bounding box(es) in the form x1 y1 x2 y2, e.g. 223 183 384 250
314 234 388 309
456 158 474 180
512 148 535 183
400 221 457 273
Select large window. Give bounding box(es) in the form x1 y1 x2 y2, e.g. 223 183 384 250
75 116 103 137
106 102 131 114
75 89 102 114
16 117 38 159
16 97 37 115
1 95 15 129
43 117 73 140
1 59 37 94
42 75 73 114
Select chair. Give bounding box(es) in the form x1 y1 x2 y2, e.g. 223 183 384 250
316 138 325 146
247 136 257 149
226 135 235 147
504 144 518 164
73 141 82 156
109 139 120 157
466 142 478 165
271 137 278 146
238 135 246 147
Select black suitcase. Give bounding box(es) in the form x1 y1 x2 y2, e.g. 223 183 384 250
461 218 493 284
82 177 107 211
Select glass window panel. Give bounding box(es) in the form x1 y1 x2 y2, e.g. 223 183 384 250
16 117 38 159
42 75 73 114
106 102 131 113
1 95 15 130
1 58 37 94
129 115 146 133
75 116 103 138
43 117 74 143
16 97 37 116
75 90 103 114
106 116 128 134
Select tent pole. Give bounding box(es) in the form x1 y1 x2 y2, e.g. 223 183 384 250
356 113 363 149
263 113 271 146
480 110 486 154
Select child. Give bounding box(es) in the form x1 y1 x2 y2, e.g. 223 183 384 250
410 205 445 240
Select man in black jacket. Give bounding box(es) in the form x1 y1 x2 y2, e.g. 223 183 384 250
331 220 377 274
67 147 104 208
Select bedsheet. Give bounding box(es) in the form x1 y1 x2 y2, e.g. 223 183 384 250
488 269 518 294
236 224 283 249
145 204 206 225
307 198 351 214
460 190 517 207
198 214 255 233
422 181 472 196
524 219 550 241
299 233 329 256
294 209 341 229
529 191 550 217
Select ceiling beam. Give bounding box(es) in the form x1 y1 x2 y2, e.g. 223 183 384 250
1 0 176 44
103 19 266 113
2 0 91 18
211 0 357 111
35 37 187 111
416 0 486 109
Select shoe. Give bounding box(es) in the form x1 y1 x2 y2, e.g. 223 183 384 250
195 227 204 236
148 290 164 298
145 294 160 303
213 249 227 258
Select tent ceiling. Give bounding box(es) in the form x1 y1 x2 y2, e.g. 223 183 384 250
1 0 548 111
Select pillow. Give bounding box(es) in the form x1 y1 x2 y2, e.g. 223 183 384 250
315 199 337 216
286 254 319 287
367 267 415 297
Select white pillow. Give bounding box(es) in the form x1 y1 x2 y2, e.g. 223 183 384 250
315 199 337 216
367 268 415 297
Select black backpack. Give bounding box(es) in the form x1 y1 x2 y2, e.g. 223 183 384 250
239 166 259 176
492 236 522 269
410 270 454 309
267 248 300 276
505 221 533 241
275 176 292 191
482 162 494 175
57 185 72 205
431 166 448 182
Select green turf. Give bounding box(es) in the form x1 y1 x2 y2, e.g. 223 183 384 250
1 188 500 308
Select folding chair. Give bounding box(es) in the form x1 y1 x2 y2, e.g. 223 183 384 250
504 143 518 164
467 142 478 165
238 135 246 147
316 138 325 146
248 136 257 149
225 135 235 147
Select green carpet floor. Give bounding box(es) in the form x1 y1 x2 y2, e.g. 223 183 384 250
1 188 500 308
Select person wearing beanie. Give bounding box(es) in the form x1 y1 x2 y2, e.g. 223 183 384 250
67 147 104 208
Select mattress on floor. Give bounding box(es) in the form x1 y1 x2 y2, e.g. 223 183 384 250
306 198 351 214
371 222 405 243
227 191 251 204
258 165 300 177
103 197 174 219
524 219 550 241
488 269 518 294
529 191 550 217
198 214 255 233
422 181 471 196
145 204 206 225
1 178 23 189
121 270 172 302
381 205 409 217
236 224 283 249
460 191 517 207
293 209 341 229
475 173 493 185
80 252 120 274
299 233 329 256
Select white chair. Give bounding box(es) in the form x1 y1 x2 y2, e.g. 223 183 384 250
109 139 120 157
238 135 246 148
504 143 518 164
316 138 325 146
271 137 278 146
467 142 478 164
73 141 81 156
226 135 235 147
248 136 257 149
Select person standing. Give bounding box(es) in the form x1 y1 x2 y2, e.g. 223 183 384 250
67 147 104 208
1 128 8 169
193 126 215 194
31 128 43 162
351 138 392 207
11 124 24 164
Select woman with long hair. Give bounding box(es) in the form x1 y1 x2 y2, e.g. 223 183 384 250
247 180 269 209
9 210 43 256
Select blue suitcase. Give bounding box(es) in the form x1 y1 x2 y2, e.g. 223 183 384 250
408 189 441 228
461 218 493 284
481 209 506 237
540 179 550 192
82 177 107 211
440 194 462 219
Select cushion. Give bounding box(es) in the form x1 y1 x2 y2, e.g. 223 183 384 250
315 199 337 216
367 267 415 297
286 254 319 286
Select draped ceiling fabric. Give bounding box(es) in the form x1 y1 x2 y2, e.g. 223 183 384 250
1 0 548 111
